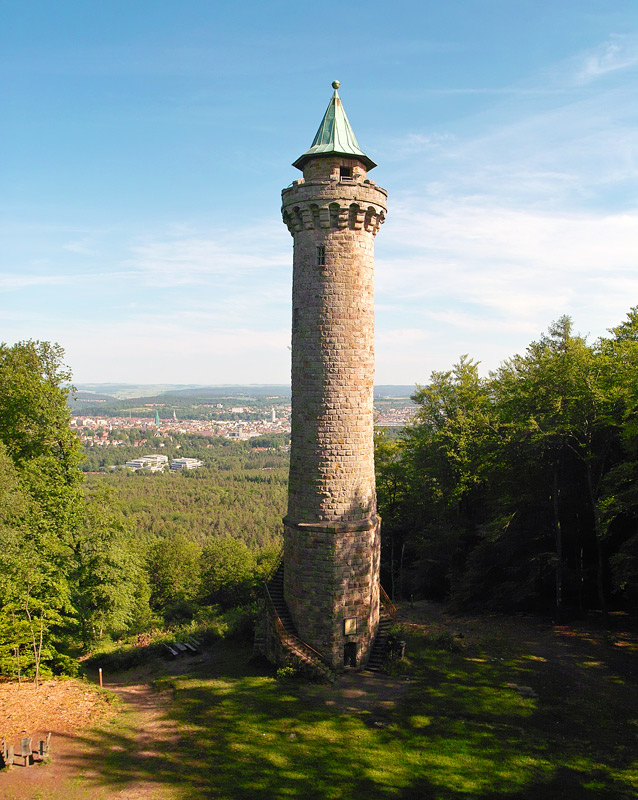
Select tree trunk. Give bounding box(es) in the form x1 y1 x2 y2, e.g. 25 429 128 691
586 466 607 613
552 464 563 609
14 646 21 687
25 599 40 689
390 537 395 602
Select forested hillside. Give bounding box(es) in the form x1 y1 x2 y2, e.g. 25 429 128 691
0 342 285 681
87 465 286 548
377 310 638 615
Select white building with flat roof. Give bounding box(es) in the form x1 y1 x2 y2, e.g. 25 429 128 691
170 457 204 471
125 454 169 472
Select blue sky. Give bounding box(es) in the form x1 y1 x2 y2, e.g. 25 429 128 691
2 0 638 385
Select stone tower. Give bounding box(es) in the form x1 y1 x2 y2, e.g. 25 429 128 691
281 82 387 669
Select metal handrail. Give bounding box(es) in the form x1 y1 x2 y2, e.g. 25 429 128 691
380 585 398 620
263 583 331 669
264 545 284 583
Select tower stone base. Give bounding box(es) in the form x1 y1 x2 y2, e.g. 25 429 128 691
284 515 380 669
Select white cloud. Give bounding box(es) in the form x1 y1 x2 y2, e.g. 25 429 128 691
23 315 291 384
575 35 638 84
376 328 432 346
372 31 638 382
0 274 73 290
383 132 455 160
374 202 638 381
382 202 638 297
127 222 289 287
63 239 96 255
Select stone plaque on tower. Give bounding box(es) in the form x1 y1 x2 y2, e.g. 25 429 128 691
281 82 387 669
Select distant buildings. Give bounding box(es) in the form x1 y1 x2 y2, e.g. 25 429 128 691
70 402 412 450
171 457 203 471
71 407 292 443
124 454 169 472
123 454 204 472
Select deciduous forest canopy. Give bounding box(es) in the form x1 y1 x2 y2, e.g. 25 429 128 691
377 309 638 614
2 309 638 680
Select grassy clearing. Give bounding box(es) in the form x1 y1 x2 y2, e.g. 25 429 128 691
66 606 638 800
6 606 638 799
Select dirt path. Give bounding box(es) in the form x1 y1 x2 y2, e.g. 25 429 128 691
0 673 180 800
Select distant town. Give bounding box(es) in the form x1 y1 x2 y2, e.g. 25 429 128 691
69 384 416 475
71 401 416 450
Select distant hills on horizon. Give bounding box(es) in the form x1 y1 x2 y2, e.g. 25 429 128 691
72 383 417 402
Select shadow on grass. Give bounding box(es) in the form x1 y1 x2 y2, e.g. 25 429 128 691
64 627 638 800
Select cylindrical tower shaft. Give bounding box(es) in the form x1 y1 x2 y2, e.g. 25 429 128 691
281 85 386 669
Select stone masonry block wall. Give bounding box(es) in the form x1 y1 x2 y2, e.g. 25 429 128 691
281 159 386 669
284 517 380 667
282 175 386 525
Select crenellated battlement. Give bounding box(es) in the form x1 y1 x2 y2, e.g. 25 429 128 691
281 180 387 236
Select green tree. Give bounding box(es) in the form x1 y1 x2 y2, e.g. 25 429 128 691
0 340 80 471
494 317 623 610
596 308 638 605
200 537 257 608
0 339 82 545
0 437 73 684
0 442 34 680
147 534 202 618
0 341 83 680
378 356 496 601
69 486 151 647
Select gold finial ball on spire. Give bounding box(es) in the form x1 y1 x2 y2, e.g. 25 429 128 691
332 80 340 90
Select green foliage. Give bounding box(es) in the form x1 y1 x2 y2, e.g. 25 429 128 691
69 485 152 646
377 309 638 614
0 430 74 684
86 606 257 673
0 341 160 680
83 445 287 550
0 342 281 678
50 650 82 677
0 340 80 469
275 665 296 681
200 537 258 608
147 534 202 611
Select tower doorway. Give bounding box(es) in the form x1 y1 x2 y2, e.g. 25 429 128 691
344 642 357 668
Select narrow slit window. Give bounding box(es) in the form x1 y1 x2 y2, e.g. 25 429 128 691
316 246 326 266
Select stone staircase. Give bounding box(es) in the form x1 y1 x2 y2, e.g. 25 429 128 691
261 561 396 677
263 561 334 680
365 614 392 672
266 562 298 637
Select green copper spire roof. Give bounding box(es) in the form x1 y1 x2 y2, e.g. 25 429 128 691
292 81 377 172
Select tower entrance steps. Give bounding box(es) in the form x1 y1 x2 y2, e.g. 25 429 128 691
262 560 334 680
365 586 399 673
266 561 298 637
364 614 391 672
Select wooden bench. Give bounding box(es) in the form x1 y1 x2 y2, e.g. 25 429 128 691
163 639 202 658
19 737 32 767
37 732 52 761
2 739 14 768
2 733 51 768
